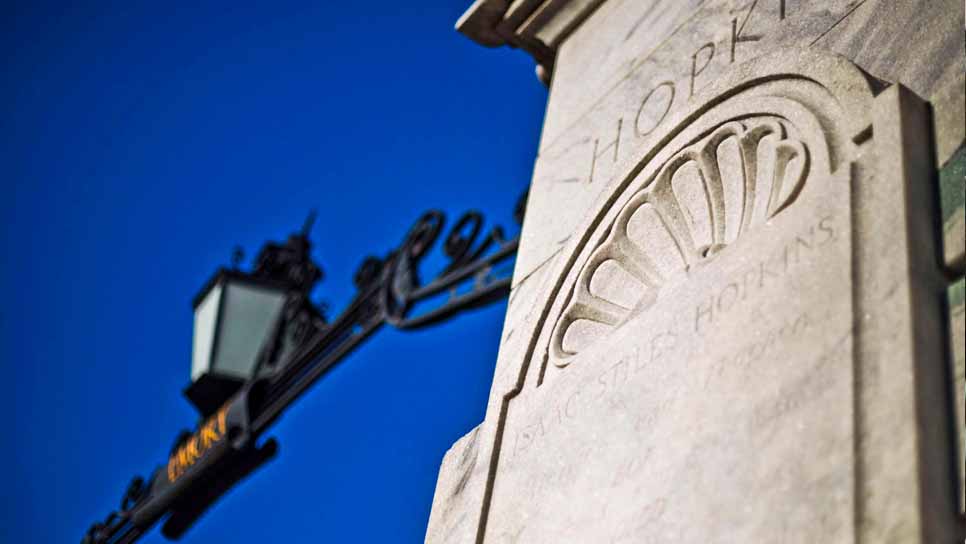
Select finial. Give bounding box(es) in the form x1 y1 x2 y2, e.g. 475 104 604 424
231 246 245 269
300 210 318 238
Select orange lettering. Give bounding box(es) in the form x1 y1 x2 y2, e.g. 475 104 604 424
167 457 180 482
217 405 229 436
186 437 200 462
200 419 220 448
177 444 191 469
165 403 232 483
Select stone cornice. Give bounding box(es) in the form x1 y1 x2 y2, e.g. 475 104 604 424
456 0 605 77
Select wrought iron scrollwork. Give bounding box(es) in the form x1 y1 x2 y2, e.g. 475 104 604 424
84 190 526 544
83 474 152 544
382 206 519 330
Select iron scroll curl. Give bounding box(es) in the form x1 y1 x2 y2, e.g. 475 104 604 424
381 205 520 330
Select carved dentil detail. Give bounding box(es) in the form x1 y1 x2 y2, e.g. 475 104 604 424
550 117 810 366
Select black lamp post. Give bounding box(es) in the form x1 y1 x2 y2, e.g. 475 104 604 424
185 215 325 416
83 194 526 544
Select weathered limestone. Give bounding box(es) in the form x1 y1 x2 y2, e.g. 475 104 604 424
941 145 966 272
952 277 966 513
429 2 966 542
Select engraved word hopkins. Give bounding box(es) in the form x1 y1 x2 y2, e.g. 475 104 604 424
549 117 809 366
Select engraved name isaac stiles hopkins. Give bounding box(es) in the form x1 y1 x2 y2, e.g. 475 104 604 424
475 49 886 543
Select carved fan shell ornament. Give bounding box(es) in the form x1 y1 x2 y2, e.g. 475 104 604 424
549 117 810 366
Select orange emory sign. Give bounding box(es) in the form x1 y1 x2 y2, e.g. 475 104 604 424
166 404 230 483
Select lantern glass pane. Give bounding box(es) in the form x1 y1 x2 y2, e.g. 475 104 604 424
212 282 286 379
191 283 223 380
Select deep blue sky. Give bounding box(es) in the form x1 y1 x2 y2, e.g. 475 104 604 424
1 3 545 542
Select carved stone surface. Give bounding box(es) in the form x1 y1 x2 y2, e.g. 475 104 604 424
509 0 965 285
548 116 811 367
430 1 965 542
950 277 966 513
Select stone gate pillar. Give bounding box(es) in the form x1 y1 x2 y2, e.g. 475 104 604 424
427 2 966 542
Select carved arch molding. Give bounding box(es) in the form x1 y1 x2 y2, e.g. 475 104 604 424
536 52 859 381
549 115 811 367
